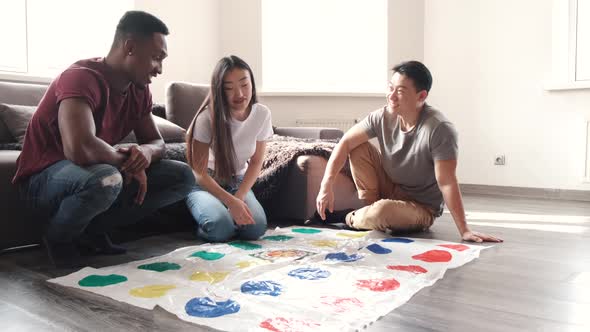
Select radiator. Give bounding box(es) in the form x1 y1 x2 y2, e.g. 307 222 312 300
295 118 359 132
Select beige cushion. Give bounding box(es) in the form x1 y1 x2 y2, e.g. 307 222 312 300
0 103 36 144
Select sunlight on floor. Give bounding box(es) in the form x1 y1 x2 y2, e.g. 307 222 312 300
443 211 590 234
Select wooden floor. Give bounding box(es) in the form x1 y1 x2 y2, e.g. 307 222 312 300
1 194 589 332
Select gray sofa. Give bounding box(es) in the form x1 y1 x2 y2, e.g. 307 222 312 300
0 80 362 250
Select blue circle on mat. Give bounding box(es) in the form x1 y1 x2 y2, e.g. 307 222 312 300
382 237 414 243
325 252 363 262
185 297 240 318
288 267 331 280
241 280 284 296
366 243 392 254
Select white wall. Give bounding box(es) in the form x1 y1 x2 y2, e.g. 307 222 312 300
135 0 221 103
215 0 424 126
424 0 590 190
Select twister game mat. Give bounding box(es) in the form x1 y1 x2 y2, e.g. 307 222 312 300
49 226 487 331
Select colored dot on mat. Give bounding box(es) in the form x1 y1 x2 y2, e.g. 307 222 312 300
190 271 230 284
129 284 176 298
262 235 294 241
386 265 428 274
260 317 320 332
241 280 284 296
185 297 240 318
310 240 338 248
336 232 368 238
381 237 414 243
320 296 364 313
412 249 452 263
189 251 225 260
288 267 331 280
78 274 128 287
229 240 263 250
438 244 469 251
365 243 392 254
137 262 181 272
356 278 400 292
325 252 363 262
236 261 257 269
292 228 322 234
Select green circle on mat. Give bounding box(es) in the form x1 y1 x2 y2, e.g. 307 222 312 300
262 235 294 241
229 240 262 250
189 251 225 260
78 274 128 287
138 262 181 272
292 228 322 234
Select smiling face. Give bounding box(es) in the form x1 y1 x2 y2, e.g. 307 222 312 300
386 72 427 116
222 68 252 113
124 32 168 86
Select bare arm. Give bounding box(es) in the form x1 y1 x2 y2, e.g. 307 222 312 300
235 141 266 200
133 114 165 163
58 98 127 166
316 124 370 219
435 159 502 242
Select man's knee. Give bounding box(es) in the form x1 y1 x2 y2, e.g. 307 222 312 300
84 165 123 204
151 160 196 195
349 142 374 161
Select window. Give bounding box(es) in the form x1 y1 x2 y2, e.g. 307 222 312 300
0 0 132 79
548 0 590 89
261 0 387 94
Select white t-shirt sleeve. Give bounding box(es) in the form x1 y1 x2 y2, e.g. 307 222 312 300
256 105 274 141
191 108 212 144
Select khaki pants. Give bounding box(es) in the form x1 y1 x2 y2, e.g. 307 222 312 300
346 143 435 232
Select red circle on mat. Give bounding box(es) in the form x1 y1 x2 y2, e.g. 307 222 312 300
260 317 319 331
386 265 428 274
412 250 452 263
320 296 364 312
356 278 400 292
438 244 469 251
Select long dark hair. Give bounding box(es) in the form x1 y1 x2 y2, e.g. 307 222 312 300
186 55 258 185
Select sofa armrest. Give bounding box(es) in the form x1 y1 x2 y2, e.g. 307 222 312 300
274 127 343 140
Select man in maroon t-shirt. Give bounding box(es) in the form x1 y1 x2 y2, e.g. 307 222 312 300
14 11 195 267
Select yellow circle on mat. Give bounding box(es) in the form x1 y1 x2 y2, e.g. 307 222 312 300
236 261 256 268
129 285 176 298
310 240 338 248
336 232 369 238
190 271 229 284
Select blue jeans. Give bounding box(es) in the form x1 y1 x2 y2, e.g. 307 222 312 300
20 159 195 244
185 175 267 242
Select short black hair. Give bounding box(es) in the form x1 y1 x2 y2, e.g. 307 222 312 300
115 11 169 41
392 61 432 93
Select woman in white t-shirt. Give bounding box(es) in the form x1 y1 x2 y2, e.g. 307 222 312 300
185 55 273 242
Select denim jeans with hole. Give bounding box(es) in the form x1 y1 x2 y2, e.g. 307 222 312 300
185 173 267 242
20 159 195 244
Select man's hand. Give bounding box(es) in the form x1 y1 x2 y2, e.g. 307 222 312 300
124 170 148 205
316 184 335 221
462 230 503 243
119 145 152 174
227 197 255 225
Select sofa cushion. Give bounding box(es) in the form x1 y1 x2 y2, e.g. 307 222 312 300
165 82 209 129
0 103 36 144
0 103 186 145
0 116 14 143
118 115 187 144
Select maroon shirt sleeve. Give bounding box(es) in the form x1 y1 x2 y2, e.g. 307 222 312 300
54 67 105 111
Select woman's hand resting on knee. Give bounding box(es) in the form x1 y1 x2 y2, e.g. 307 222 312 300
228 197 255 225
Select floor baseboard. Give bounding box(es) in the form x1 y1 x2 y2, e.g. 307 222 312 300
460 184 590 202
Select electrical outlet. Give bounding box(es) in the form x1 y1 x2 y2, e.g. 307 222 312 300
494 155 505 166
